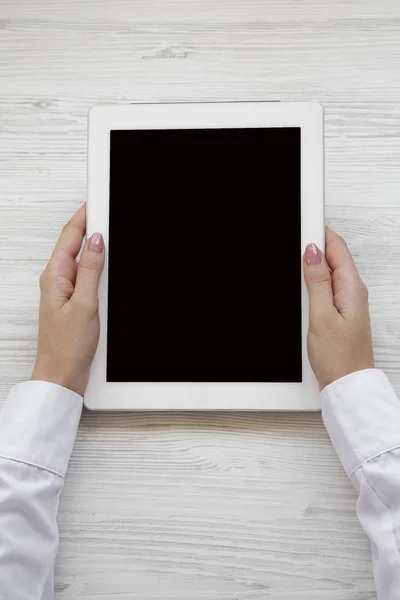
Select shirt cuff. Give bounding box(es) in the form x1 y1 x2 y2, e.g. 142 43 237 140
0 381 83 478
321 369 400 477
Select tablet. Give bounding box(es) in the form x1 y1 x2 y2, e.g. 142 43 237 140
86 102 324 411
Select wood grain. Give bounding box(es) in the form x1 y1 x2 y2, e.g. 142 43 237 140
1 0 400 597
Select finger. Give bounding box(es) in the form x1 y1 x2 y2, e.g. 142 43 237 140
325 227 361 279
303 243 335 321
47 205 86 282
325 227 367 316
72 232 105 312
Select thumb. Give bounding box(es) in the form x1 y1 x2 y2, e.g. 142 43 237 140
73 233 105 311
303 243 334 321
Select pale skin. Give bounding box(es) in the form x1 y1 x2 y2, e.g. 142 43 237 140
31 205 105 396
31 207 374 395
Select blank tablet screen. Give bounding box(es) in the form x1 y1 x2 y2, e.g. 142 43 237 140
107 128 302 383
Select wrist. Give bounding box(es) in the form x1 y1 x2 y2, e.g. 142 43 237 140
31 359 87 397
319 361 375 392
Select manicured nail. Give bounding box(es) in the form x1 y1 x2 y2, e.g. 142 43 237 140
88 232 104 253
305 243 321 265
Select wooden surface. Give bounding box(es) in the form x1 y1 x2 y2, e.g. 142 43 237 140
1 1 400 598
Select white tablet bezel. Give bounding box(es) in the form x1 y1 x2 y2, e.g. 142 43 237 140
86 102 324 411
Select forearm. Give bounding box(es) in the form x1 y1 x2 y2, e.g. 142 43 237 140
0 381 82 600
322 369 400 599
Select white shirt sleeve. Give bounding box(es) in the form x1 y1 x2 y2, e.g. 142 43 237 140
2 372 400 600
0 381 82 600
322 368 400 600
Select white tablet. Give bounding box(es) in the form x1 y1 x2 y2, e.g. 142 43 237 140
85 102 324 411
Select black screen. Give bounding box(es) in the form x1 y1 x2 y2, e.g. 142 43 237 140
107 127 301 382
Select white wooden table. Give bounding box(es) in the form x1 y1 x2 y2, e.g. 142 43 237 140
1 1 400 598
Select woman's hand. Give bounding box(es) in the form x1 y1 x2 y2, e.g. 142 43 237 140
304 227 374 391
31 206 105 396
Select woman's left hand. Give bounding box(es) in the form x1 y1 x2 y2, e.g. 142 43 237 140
31 205 105 396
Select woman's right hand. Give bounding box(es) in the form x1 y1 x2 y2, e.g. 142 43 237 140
303 227 375 391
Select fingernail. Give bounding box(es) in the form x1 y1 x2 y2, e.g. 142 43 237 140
88 232 104 253
305 243 321 265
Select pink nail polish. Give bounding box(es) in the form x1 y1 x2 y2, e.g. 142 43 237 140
305 243 321 265
88 232 104 253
